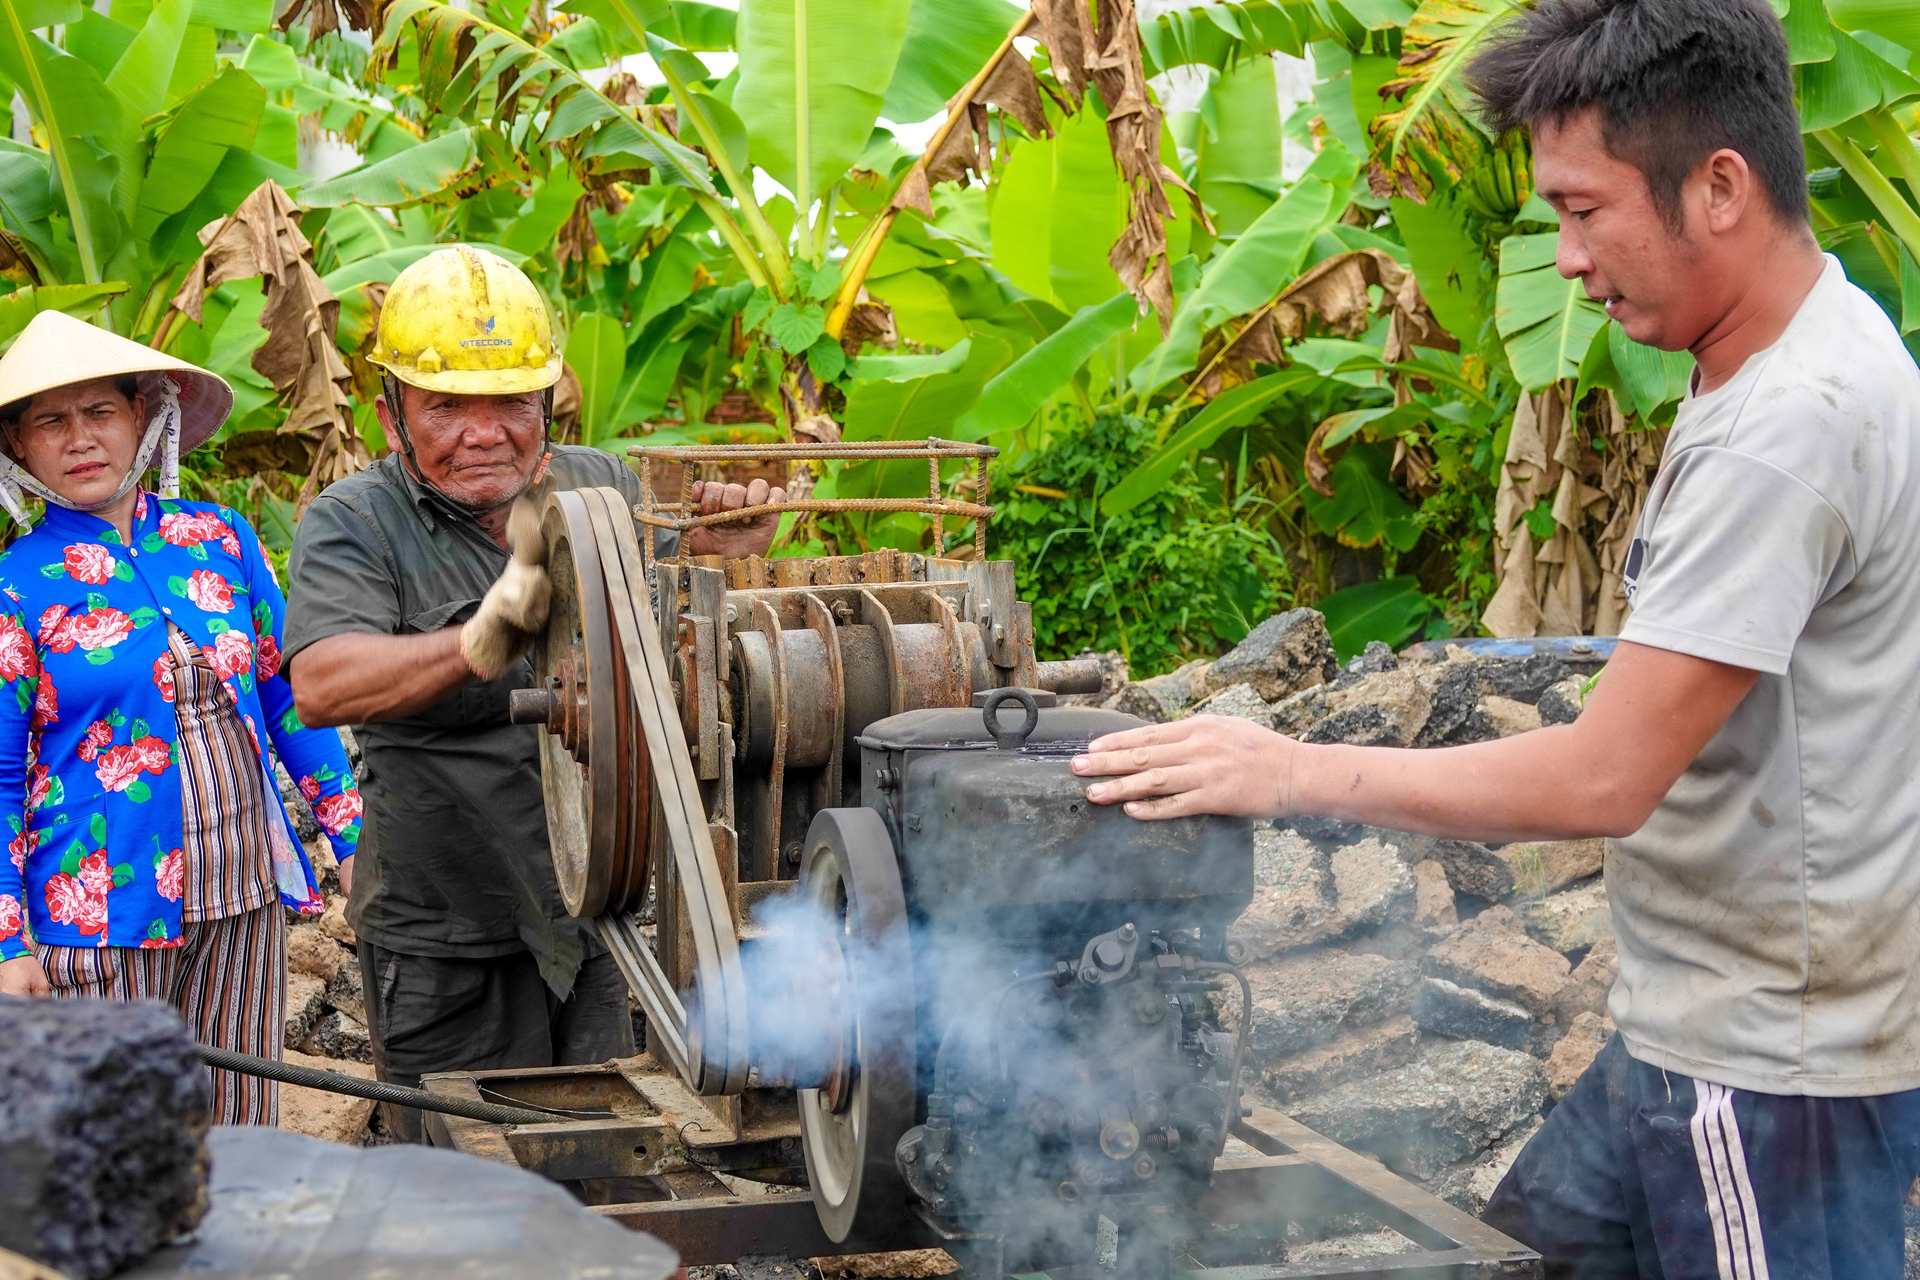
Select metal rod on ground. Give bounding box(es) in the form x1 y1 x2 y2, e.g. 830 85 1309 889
195 1044 561 1126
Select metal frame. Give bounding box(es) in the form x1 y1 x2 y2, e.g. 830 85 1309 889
629 438 997 562
421 1065 1540 1278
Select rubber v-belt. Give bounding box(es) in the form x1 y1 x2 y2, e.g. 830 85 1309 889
577 486 750 1097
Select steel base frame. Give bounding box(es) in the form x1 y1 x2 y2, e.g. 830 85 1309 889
420 1062 1540 1279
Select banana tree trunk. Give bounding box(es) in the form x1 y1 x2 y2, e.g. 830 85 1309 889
1481 385 1665 639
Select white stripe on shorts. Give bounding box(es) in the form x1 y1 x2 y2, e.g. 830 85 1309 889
1689 1079 1771 1280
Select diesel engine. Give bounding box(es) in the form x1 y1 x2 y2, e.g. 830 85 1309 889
777 687 1254 1256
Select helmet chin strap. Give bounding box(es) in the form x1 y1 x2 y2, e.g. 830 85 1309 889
384 374 556 518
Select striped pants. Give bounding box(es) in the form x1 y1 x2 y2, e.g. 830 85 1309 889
38 902 286 1125
1484 1034 1920 1279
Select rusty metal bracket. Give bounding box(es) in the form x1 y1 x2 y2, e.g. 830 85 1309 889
676 615 719 780
964 560 1018 669
752 598 791 879
801 593 845 809
858 589 905 717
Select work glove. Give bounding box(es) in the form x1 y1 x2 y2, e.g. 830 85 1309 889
461 499 550 681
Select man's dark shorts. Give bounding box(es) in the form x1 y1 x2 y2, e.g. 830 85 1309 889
357 941 635 1143
1484 1035 1920 1279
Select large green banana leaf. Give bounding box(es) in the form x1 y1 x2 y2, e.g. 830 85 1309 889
882 0 1023 125
953 291 1138 442
0 146 65 281
299 129 482 208
1784 0 1838 64
1126 144 1359 398
1102 366 1322 515
189 0 274 31
0 15 130 285
108 0 190 124
556 0 737 54
1136 0 1374 73
0 282 129 350
1603 322 1694 416
1495 231 1605 390
1797 29 1920 130
1186 53 1285 237
732 0 911 211
1318 575 1430 660
843 335 1008 449
567 311 627 444
1302 442 1421 551
1829 0 1920 53
989 109 1133 315
1390 193 1490 344
135 67 265 241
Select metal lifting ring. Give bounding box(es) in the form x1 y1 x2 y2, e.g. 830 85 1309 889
795 808 917 1245
982 686 1041 750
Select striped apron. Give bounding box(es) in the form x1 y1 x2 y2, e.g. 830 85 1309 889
37 623 287 1125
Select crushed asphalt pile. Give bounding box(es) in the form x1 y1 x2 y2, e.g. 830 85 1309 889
1067 612 1610 1230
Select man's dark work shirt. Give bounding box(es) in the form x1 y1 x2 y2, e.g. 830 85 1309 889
283 446 676 999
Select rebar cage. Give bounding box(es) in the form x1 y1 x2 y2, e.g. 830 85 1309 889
628 438 998 564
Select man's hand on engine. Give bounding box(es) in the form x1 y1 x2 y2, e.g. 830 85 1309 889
461 498 550 681
685 478 788 559
1072 716 1297 821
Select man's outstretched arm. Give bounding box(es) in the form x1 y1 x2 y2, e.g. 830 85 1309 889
1071 640 1758 844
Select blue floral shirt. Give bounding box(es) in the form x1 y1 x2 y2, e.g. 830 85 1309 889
0 493 361 960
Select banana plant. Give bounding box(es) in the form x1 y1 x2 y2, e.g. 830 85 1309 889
0 0 304 339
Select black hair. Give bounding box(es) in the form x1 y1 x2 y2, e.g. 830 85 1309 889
1468 0 1809 230
0 374 142 429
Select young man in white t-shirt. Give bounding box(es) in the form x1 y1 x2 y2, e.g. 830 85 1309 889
1074 0 1920 1275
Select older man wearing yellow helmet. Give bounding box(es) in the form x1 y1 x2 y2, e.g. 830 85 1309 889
282 246 780 1138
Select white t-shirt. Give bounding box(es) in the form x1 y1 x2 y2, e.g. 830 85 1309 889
1612 255 1920 1096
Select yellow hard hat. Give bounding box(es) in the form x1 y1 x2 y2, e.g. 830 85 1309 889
366 244 563 395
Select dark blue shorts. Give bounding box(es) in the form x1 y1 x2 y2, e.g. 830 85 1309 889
1483 1035 1920 1279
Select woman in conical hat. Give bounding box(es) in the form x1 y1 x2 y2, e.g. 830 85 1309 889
0 311 364 1126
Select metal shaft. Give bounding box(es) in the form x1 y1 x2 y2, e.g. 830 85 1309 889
195 1044 560 1127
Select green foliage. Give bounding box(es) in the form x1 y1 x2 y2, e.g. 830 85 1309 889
989 413 1290 676
881 0 1022 123
954 291 1138 441
1495 232 1607 391
989 107 1142 314
1317 575 1429 659
1181 53 1286 238
1128 143 1360 397
1103 368 1322 515
732 0 912 212
5 0 1908 677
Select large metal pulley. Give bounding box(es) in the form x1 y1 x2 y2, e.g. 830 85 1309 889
511 489 652 920
511 486 748 1097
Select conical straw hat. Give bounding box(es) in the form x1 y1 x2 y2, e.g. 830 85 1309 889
0 310 233 453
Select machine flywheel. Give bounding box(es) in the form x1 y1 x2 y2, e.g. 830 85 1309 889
795 809 918 1244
